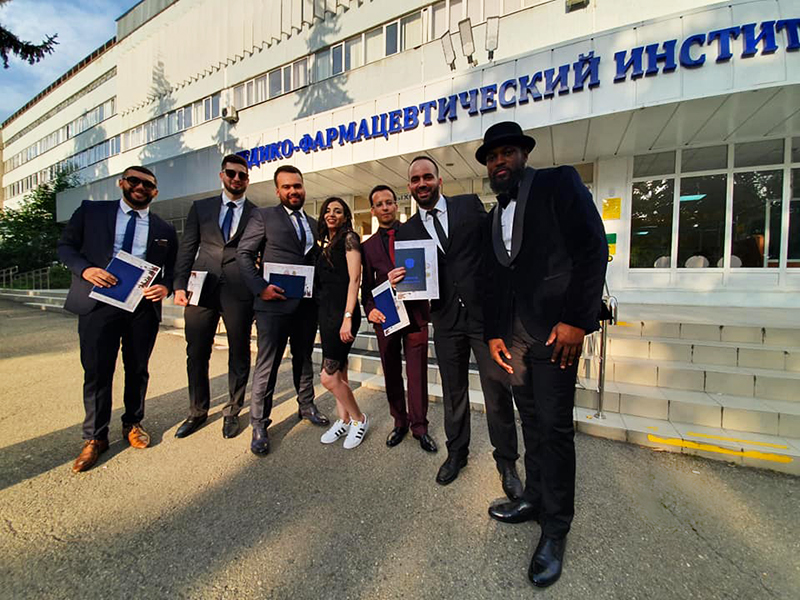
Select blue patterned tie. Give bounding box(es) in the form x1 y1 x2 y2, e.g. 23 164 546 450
291 211 307 250
121 211 139 254
221 202 236 242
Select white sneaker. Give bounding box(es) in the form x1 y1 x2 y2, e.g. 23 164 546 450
343 413 369 449
321 419 350 444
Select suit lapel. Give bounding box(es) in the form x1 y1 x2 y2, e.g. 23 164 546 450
510 167 536 263
443 196 455 253
206 197 225 245
278 205 305 253
491 206 510 267
228 199 253 244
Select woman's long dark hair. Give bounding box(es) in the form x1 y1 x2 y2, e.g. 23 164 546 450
317 197 354 263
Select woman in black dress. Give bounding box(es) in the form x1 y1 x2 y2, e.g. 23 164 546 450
316 197 369 449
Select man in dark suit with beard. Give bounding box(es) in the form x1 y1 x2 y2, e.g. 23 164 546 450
236 165 330 455
58 165 178 473
173 154 256 440
478 121 607 588
396 156 521 499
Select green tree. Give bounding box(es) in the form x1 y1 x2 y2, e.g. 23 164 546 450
0 169 79 272
0 0 58 68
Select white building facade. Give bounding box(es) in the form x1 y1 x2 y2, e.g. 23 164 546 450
2 0 799 307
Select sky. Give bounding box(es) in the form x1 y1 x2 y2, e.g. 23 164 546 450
0 0 136 123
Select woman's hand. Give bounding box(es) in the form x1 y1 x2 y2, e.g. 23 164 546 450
340 316 354 343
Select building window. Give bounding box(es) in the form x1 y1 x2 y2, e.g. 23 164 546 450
365 27 383 63
283 66 292 93
401 12 423 50
269 69 282 97
385 22 399 56
630 179 674 268
293 58 308 89
332 43 344 75
233 85 244 108
256 75 267 103
731 171 783 268
345 36 362 71
678 174 727 268
315 48 331 81
790 169 800 268
432 1 447 38
682 145 727 173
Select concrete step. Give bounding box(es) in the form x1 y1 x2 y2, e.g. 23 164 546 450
610 320 800 348
575 408 800 476
580 355 800 402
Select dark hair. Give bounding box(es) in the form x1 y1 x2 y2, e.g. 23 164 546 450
317 197 354 264
123 165 157 183
222 154 248 171
409 155 439 177
368 185 397 207
274 164 303 186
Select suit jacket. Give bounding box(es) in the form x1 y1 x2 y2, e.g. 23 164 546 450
361 227 429 330
483 166 608 345
236 204 319 314
57 200 178 320
173 195 255 304
397 194 488 332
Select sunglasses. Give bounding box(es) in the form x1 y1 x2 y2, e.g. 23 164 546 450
224 169 249 181
122 176 157 191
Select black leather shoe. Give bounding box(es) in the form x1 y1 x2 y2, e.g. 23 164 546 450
414 433 438 453
175 415 207 438
528 534 566 588
435 455 467 485
298 404 330 426
222 416 240 439
250 425 270 455
488 499 539 524
386 426 408 447
498 463 523 501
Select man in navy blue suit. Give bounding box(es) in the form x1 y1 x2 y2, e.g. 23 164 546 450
58 166 178 473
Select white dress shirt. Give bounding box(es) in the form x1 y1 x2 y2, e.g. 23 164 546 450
113 199 150 259
283 205 314 255
500 199 517 256
420 195 449 252
218 192 246 236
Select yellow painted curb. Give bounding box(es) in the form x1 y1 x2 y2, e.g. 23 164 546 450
646 435 792 464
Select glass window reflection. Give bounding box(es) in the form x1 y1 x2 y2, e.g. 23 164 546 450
630 179 674 268
732 171 783 267
678 175 727 268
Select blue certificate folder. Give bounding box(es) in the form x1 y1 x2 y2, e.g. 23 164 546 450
268 273 305 298
394 247 427 293
91 257 145 303
373 285 403 331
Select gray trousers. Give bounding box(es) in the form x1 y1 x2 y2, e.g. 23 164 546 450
249 300 317 427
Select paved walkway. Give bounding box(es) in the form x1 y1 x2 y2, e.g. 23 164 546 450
0 299 797 599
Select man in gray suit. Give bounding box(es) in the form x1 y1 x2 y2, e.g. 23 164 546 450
173 154 256 440
237 164 330 455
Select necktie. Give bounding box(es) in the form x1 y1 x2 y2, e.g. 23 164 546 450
427 208 448 251
291 211 307 250
121 211 139 254
386 228 396 264
221 201 236 242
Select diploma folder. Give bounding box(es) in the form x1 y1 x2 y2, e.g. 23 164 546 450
371 280 410 336
268 273 306 299
88 251 161 312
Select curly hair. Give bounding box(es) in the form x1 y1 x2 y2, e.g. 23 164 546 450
317 197 354 263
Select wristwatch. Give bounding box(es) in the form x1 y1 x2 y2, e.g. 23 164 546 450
344 311 352 318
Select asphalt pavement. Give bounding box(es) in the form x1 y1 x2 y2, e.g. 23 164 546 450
0 298 798 599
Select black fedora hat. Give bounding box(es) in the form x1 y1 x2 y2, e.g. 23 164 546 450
475 121 536 165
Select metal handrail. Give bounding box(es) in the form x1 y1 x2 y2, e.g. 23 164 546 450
7 266 51 290
594 295 618 420
0 266 19 288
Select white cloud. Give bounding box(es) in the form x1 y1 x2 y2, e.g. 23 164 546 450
0 0 133 122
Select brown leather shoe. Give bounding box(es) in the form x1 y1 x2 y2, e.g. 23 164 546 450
72 439 109 473
123 423 151 449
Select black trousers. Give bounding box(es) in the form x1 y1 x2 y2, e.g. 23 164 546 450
508 315 577 539
78 302 159 441
433 308 518 465
250 300 317 427
184 285 253 418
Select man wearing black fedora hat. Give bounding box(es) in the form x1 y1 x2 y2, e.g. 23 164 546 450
477 121 607 588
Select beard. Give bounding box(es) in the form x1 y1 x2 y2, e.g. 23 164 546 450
123 187 153 209
411 185 440 210
489 163 524 196
223 180 246 198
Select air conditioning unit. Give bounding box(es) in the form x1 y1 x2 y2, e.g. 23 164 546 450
566 0 589 11
222 106 239 124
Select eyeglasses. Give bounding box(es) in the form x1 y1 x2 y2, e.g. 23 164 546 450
224 169 249 181
122 176 157 191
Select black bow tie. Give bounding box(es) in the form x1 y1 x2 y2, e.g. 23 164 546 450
497 193 513 209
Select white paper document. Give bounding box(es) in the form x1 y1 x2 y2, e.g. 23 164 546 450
88 251 161 312
393 239 439 301
371 279 410 336
186 270 207 306
262 262 315 298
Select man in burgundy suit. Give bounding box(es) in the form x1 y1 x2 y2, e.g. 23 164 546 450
361 185 437 452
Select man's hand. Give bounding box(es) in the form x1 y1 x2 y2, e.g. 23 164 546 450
259 284 286 301
368 308 386 325
174 289 189 306
82 267 117 288
546 322 586 369
388 267 406 287
488 338 514 374
142 284 169 302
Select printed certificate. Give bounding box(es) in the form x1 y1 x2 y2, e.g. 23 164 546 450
186 270 207 306
393 239 439 301
89 251 161 312
263 262 314 298
372 279 410 336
